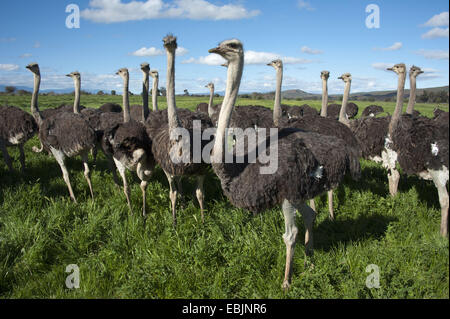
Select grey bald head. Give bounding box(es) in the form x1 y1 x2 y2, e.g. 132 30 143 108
66 71 81 79
410 65 424 78
321 70 330 80
116 68 129 79
163 34 177 51
209 39 244 63
338 73 352 82
26 62 40 75
150 70 159 79
387 63 406 75
206 82 214 89
267 59 283 70
141 62 150 73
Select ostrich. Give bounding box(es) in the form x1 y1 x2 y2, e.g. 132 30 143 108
0 105 37 172
129 63 151 122
103 67 155 216
148 35 212 225
26 63 96 202
209 39 361 289
327 102 359 120
406 65 424 115
268 61 361 220
287 104 319 119
196 82 220 118
361 105 385 118
387 63 449 237
150 70 159 111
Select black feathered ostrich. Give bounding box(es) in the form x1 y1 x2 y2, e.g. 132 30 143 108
0 105 37 172
196 82 221 118
387 63 449 237
209 39 361 289
103 67 156 216
129 63 151 122
148 35 212 225
268 60 361 220
361 105 385 118
26 63 96 202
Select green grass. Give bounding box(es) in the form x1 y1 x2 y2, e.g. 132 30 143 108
0 95 448 298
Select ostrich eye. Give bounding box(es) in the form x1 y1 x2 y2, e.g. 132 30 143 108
229 43 238 49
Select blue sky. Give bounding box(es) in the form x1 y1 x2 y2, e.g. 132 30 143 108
0 0 448 94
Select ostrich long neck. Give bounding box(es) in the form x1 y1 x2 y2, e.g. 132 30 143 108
273 66 283 126
320 77 328 117
73 77 81 114
339 80 351 126
152 76 159 111
389 72 406 135
208 86 215 117
166 48 180 130
31 73 43 125
212 56 244 163
406 74 417 115
142 72 150 121
122 74 130 123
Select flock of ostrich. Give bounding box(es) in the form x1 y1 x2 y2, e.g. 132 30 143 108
0 35 449 289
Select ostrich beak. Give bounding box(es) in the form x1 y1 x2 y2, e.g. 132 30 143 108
65 74 71 77
338 76 343 80
209 46 222 54
387 67 393 71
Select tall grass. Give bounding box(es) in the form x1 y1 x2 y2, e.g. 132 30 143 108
0 95 448 298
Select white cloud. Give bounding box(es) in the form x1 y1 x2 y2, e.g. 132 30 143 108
415 49 449 60
373 42 402 51
81 0 260 23
0 37 16 43
176 47 189 56
19 53 32 58
301 46 323 55
131 47 164 57
422 11 449 27
183 51 314 65
181 54 226 65
421 27 449 39
371 62 395 71
297 0 314 11
0 64 19 71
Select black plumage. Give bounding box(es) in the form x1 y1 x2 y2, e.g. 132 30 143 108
287 104 319 118
210 105 273 128
326 102 359 120
99 103 122 113
0 105 38 171
349 116 390 159
361 105 384 118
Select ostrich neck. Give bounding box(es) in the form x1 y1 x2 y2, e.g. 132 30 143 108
166 49 180 130
320 78 328 117
339 80 351 126
73 77 81 114
142 72 150 121
208 87 215 117
389 72 406 135
212 56 244 164
273 67 283 126
152 76 159 111
122 75 130 123
406 75 417 115
31 73 43 124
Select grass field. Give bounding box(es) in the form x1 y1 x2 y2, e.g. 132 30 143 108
0 95 448 298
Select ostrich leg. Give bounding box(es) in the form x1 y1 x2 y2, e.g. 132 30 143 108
281 200 299 290
328 190 334 220
81 152 94 200
0 139 13 171
51 148 77 203
431 169 449 237
165 171 178 227
195 175 205 223
18 144 26 172
115 159 132 213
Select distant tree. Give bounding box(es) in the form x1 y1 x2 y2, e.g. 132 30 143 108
5 86 16 94
160 87 167 97
97 90 105 96
17 89 31 95
111 90 116 96
183 89 190 96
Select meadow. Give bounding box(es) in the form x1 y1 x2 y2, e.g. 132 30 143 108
0 94 448 298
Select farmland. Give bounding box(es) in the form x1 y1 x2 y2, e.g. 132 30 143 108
0 95 448 298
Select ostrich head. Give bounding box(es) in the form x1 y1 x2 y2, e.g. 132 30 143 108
163 34 177 52
140 62 150 74
150 70 159 79
66 71 81 80
387 63 406 75
25 62 40 75
209 39 244 63
116 68 129 80
321 70 330 80
338 73 352 83
267 59 283 70
206 82 214 89
410 65 424 78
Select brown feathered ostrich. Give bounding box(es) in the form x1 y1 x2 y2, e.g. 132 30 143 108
268 61 361 220
103 67 156 216
387 63 448 237
209 39 361 289
148 35 212 225
0 105 37 172
26 63 96 202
